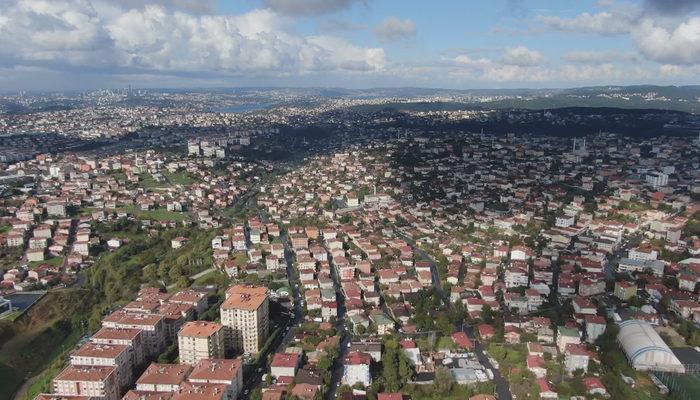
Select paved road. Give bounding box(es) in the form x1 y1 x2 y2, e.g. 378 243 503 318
238 232 302 400
463 325 512 400
400 229 511 399
324 249 349 400
397 230 447 303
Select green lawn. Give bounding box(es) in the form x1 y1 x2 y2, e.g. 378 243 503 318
164 170 197 185
0 224 11 234
28 256 63 269
139 174 170 190
81 205 185 222
436 336 456 350
121 205 185 222
193 269 225 286
0 246 24 269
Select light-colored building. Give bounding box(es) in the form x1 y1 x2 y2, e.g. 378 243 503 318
342 351 372 387
556 326 581 353
617 258 665 277
617 319 685 373
70 343 133 389
53 365 120 400
187 358 243 400
270 352 300 379
90 327 146 368
135 363 192 392
178 321 226 365
102 312 166 357
614 281 637 301
220 285 269 354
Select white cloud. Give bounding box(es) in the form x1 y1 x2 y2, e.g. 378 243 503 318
536 11 633 35
0 0 385 78
451 50 644 83
501 46 544 66
263 0 364 16
113 0 216 14
373 16 416 41
563 50 637 64
632 17 700 65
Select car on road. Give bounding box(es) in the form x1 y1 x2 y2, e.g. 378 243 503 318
257 367 263 373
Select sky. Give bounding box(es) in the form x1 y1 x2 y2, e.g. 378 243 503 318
1 0 699 91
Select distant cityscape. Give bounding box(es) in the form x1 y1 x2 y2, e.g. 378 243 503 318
0 85 698 400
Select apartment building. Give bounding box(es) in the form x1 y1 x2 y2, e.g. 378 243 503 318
53 365 120 400
70 343 133 389
220 285 269 354
187 358 243 400
102 311 166 357
135 363 192 392
178 321 226 365
90 327 146 368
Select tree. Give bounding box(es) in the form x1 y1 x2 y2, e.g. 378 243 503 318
481 304 495 324
433 366 454 395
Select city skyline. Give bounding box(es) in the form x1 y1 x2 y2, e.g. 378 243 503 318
1 0 700 91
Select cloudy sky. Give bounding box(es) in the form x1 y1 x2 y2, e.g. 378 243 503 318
1 0 699 91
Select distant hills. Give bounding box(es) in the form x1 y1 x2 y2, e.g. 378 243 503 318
336 85 700 114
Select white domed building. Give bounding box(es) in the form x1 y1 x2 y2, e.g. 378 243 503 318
617 319 685 373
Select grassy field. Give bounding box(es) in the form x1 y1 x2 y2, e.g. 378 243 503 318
0 290 91 400
139 173 170 190
122 205 186 222
0 246 23 269
164 170 196 186
28 256 63 269
193 269 225 286
436 336 456 350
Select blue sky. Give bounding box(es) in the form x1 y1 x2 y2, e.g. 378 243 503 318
0 0 699 91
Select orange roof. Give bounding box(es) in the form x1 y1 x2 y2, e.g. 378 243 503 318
73 343 129 359
137 363 192 385
91 327 142 341
179 321 223 338
122 391 173 400
54 365 116 382
188 359 242 382
171 382 227 400
222 285 268 310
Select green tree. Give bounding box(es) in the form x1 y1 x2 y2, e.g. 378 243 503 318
433 366 454 395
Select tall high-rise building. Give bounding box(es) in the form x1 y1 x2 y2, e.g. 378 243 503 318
220 285 269 354
177 321 226 365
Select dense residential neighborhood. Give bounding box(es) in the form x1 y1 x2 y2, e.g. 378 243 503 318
1 91 700 400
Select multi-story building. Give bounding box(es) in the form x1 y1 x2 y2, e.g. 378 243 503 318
178 321 226 365
53 365 120 400
90 327 146 368
187 358 243 400
169 289 209 316
270 352 300 378
556 326 581 353
135 363 192 392
70 343 133 389
220 285 269 354
614 281 637 301
102 311 166 357
342 351 372 387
